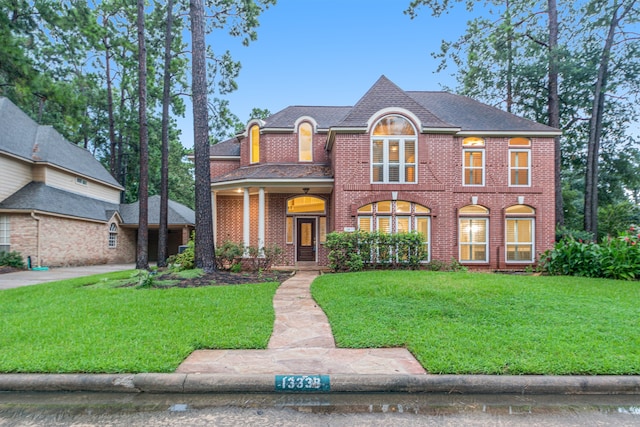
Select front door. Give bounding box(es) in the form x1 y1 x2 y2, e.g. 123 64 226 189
297 218 316 262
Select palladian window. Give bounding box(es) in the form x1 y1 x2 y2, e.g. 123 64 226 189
250 125 260 164
371 115 417 184
299 122 313 162
357 200 430 261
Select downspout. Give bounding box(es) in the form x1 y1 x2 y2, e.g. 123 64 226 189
30 211 41 267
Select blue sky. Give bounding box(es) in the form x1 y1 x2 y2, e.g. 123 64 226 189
178 0 475 147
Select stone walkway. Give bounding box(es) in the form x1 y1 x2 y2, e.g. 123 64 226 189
176 271 426 375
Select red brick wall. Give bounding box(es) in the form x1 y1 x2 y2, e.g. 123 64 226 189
238 132 330 166
331 131 556 270
9 213 136 267
210 159 240 179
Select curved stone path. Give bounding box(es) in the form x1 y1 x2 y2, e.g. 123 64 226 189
176 271 426 375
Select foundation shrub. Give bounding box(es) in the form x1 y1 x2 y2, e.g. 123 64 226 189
0 251 25 268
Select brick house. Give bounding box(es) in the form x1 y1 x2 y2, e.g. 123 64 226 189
0 97 194 267
211 76 560 269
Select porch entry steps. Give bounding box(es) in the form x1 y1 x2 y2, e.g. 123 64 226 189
176 271 426 375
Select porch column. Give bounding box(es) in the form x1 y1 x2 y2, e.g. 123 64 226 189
258 187 265 254
212 190 217 245
243 187 250 254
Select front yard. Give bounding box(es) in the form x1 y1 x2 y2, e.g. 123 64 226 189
0 270 280 373
312 270 640 375
1 268 638 375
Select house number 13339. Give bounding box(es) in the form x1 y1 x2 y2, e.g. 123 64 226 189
275 375 330 392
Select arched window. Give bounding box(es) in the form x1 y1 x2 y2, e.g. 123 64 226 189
462 137 485 186
356 200 430 261
458 205 489 262
299 122 313 162
505 205 535 262
371 115 417 183
108 223 118 248
250 125 260 163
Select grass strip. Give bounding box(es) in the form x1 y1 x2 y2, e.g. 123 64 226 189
0 271 278 373
311 270 640 375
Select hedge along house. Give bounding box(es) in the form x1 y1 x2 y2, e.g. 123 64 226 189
209 76 561 269
0 97 194 267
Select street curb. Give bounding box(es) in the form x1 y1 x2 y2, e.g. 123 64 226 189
1 374 640 394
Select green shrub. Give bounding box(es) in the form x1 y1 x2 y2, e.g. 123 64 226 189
0 251 25 268
243 244 284 271
168 233 195 271
326 231 428 272
215 240 244 270
540 225 640 280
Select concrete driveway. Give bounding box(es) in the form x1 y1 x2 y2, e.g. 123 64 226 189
0 264 135 290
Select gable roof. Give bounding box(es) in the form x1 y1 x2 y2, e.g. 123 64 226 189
337 75 456 130
119 195 195 226
263 106 352 130
0 97 122 189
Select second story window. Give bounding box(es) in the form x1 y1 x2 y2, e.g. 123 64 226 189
250 125 260 164
299 122 313 162
371 115 417 184
509 137 531 186
462 137 485 186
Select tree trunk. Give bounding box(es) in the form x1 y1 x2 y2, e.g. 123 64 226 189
135 0 149 270
547 0 562 228
157 0 175 268
190 0 216 272
583 1 635 238
103 29 117 178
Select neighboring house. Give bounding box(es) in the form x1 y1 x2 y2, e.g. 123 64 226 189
0 97 194 267
209 76 560 269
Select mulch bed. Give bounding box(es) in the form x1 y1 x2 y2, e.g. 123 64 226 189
143 269 294 288
0 266 22 275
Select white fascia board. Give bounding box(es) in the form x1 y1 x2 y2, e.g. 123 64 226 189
456 130 562 137
210 156 241 160
210 178 334 190
421 127 461 134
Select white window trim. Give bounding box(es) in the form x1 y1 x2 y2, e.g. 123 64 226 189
505 217 535 263
108 223 118 248
462 148 485 186
459 217 489 263
0 215 9 252
371 138 417 184
509 149 531 187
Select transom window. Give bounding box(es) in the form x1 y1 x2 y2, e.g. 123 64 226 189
250 125 260 164
463 137 485 186
286 196 327 245
459 205 489 263
0 215 9 253
299 122 313 162
509 137 531 186
371 115 417 184
506 205 535 262
357 200 430 261
108 223 118 248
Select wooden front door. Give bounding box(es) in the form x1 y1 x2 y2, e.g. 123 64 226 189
297 218 316 262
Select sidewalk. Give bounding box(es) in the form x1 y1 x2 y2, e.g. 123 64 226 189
176 271 426 375
1 269 639 394
0 264 135 290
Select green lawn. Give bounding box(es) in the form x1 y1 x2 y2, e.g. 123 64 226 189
311 270 640 375
0 271 279 373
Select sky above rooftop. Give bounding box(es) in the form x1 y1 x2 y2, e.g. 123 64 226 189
178 0 475 147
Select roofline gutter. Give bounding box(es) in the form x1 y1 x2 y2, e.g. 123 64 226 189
0 209 109 224
210 178 334 191
456 130 563 137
